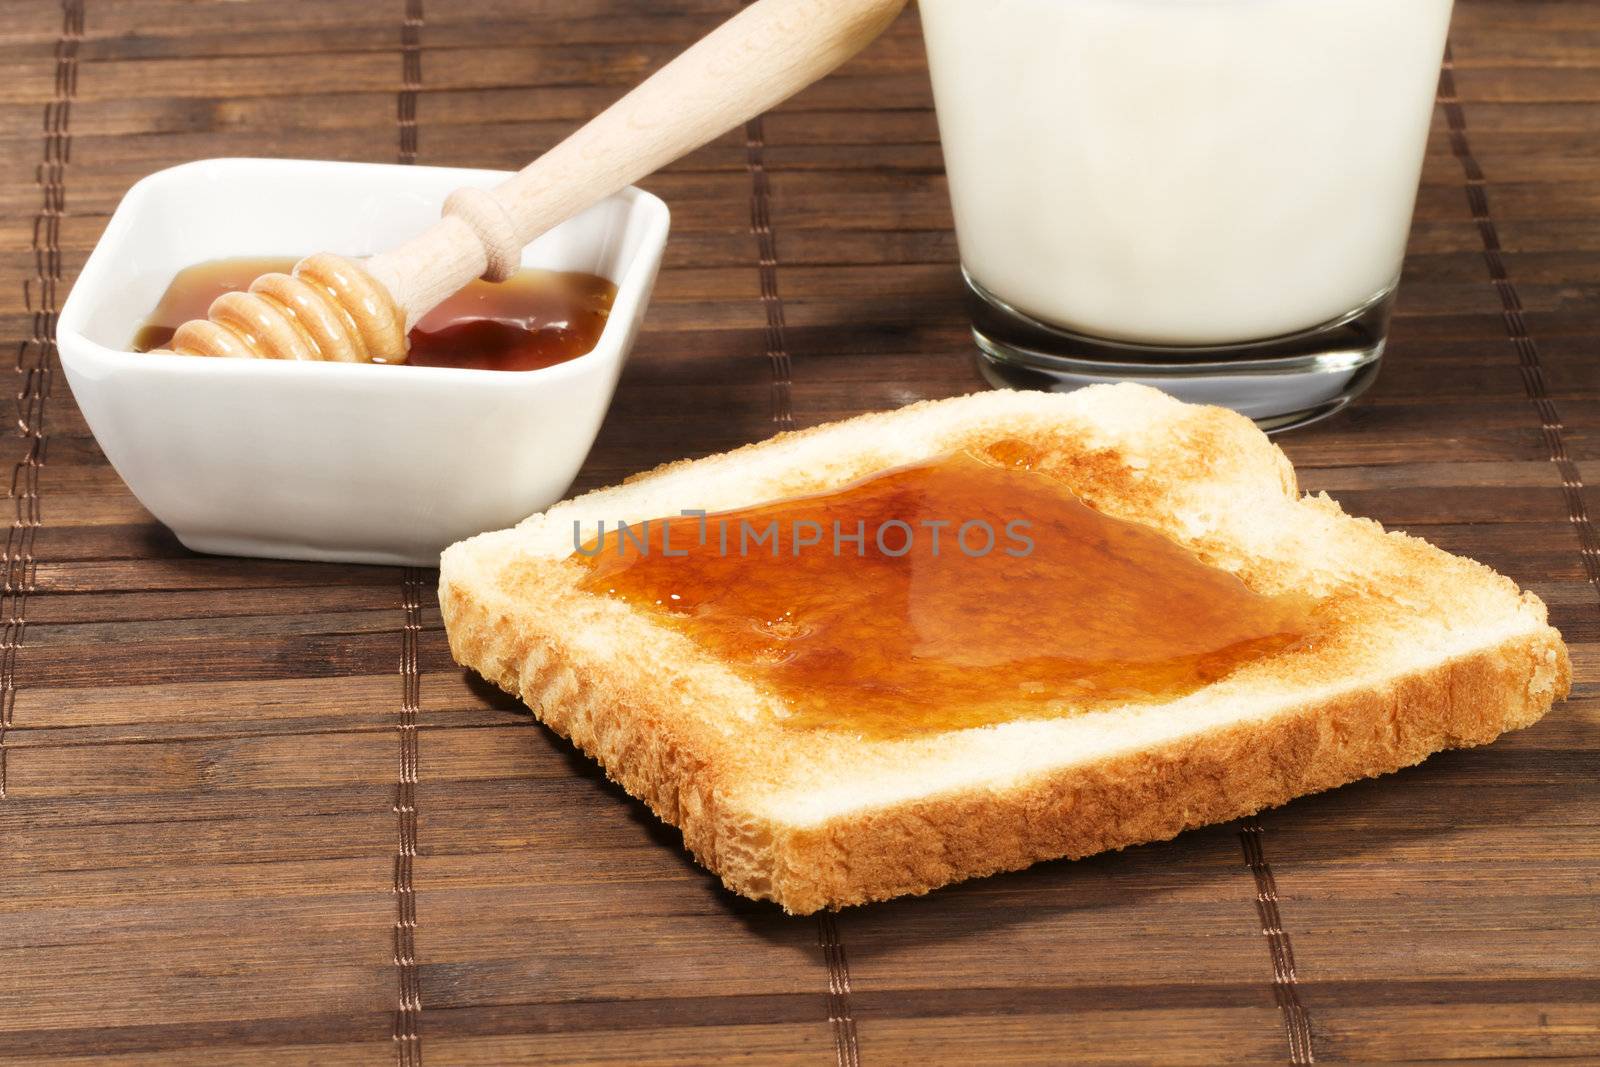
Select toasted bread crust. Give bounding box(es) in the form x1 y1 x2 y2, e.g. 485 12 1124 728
439 385 1570 913
441 577 1566 913
762 626 1568 912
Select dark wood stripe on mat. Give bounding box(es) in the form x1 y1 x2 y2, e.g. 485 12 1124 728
1240 818 1315 1064
818 913 862 1067
1439 46 1600 599
398 0 423 167
395 4 427 1064
744 109 795 430
394 570 425 1066
0 0 81 799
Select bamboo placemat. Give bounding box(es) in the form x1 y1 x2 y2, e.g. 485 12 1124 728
1 2 1596 1064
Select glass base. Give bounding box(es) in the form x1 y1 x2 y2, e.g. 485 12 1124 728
967 273 1393 433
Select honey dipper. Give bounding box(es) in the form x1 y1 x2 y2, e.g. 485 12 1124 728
167 0 908 362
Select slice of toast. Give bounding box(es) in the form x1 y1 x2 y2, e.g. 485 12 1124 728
438 384 1569 914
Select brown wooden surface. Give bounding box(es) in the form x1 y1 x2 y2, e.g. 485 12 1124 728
1 1 1597 1064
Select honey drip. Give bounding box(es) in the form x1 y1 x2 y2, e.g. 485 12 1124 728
133 256 616 371
576 445 1317 738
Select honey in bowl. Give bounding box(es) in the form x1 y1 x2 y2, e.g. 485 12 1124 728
132 256 617 371
575 443 1317 739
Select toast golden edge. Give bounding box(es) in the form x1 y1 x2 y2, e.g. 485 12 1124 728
438 388 1571 914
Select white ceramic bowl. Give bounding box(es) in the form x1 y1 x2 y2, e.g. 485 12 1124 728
57 158 669 566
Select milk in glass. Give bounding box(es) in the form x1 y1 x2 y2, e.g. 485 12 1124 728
920 0 1454 347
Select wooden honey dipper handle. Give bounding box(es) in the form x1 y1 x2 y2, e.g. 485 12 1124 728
169 0 909 362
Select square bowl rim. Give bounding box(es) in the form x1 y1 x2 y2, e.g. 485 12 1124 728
56 156 671 391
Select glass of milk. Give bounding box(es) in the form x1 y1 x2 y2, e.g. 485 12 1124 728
920 0 1454 429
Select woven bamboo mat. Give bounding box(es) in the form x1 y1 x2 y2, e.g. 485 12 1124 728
0 1 1596 1063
